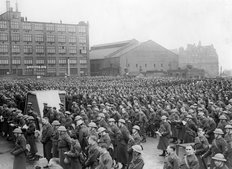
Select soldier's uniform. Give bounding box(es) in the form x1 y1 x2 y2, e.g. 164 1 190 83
11 132 27 169
41 122 53 162
163 152 180 169
194 135 209 169
179 154 199 169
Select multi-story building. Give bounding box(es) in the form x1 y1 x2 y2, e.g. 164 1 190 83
174 41 219 77
0 7 89 76
90 39 178 76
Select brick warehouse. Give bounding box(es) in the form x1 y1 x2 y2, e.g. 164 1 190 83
0 5 89 76
90 39 178 76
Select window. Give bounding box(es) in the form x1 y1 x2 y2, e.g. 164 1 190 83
23 34 32 42
24 45 33 54
67 25 76 32
58 46 66 54
59 59 66 64
0 21 7 29
79 36 86 43
0 33 8 41
80 59 87 64
0 59 8 64
36 59 45 64
78 26 86 33
11 22 19 29
36 46 44 53
69 46 76 54
12 59 21 65
0 45 8 53
57 25 65 32
22 23 31 30
12 45 20 53
69 59 77 64
69 36 76 43
47 59 56 64
34 23 43 31
12 34 20 41
58 35 66 43
35 34 44 42
24 60 33 65
79 44 86 54
47 46 56 54
46 35 55 43
46 24 55 31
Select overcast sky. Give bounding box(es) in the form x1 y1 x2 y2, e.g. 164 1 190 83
1 0 231 70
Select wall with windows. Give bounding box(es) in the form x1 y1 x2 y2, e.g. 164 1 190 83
0 11 89 76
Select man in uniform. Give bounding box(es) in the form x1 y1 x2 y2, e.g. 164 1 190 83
11 128 27 169
212 153 229 169
224 124 232 168
41 117 53 162
117 119 130 169
157 115 172 157
202 128 228 169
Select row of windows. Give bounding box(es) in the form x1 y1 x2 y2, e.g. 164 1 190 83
132 63 171 68
0 33 85 43
0 21 86 33
0 45 81 54
0 59 85 65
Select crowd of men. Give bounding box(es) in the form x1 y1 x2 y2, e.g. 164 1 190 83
0 76 232 169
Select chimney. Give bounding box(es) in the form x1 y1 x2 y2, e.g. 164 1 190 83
6 0 10 11
16 1 18 12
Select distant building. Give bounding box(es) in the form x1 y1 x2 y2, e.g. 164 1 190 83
173 41 219 77
0 3 89 76
168 66 205 79
90 39 178 76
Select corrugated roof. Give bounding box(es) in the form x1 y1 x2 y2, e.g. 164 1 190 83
91 39 137 49
90 47 122 60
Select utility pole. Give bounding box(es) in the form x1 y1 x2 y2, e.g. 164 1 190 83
7 2 12 75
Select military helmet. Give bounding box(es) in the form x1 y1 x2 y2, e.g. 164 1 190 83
133 125 140 131
57 126 67 132
13 128 22 134
88 122 97 128
52 120 60 126
219 115 227 120
119 119 125 124
98 127 106 133
76 120 84 126
108 118 115 122
74 115 82 121
213 128 224 135
212 153 227 162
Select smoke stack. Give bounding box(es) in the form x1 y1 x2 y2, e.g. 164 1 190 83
6 0 10 11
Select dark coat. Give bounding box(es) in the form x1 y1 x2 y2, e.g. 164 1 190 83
11 135 27 169
41 123 53 161
157 121 171 150
26 122 38 155
117 124 130 165
66 140 82 169
85 143 100 169
58 133 72 169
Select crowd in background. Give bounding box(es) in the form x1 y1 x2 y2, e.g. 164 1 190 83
0 76 232 169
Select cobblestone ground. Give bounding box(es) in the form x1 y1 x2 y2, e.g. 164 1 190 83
0 136 164 169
